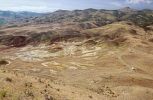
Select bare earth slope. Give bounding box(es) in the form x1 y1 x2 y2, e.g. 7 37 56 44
0 21 153 100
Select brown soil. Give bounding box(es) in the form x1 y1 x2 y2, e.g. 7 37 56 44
0 22 153 100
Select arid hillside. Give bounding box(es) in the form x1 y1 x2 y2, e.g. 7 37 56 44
0 8 153 100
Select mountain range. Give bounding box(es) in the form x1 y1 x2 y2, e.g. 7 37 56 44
0 7 153 28
0 10 41 25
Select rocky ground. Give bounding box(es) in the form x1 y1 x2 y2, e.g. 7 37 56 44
0 21 153 100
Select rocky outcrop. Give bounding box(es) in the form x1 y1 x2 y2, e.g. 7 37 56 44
0 30 83 47
0 35 28 47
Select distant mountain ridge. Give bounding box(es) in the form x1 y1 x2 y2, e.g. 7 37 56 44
0 10 42 25
30 7 153 27
0 7 153 28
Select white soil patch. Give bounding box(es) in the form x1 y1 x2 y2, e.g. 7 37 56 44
30 68 41 72
68 66 78 70
49 69 57 74
41 61 61 67
16 50 52 61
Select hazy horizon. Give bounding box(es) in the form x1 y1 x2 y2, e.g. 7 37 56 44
0 0 153 12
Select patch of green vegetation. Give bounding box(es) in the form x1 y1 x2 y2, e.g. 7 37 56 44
0 19 6 25
128 12 153 27
0 90 7 99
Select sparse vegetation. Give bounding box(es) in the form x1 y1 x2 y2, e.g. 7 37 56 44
25 82 32 88
0 90 7 99
0 7 153 100
24 89 34 97
0 60 9 66
0 19 6 25
5 77 12 82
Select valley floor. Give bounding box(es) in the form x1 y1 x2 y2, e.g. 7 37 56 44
0 41 153 100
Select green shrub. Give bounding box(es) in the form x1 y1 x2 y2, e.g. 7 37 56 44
0 90 7 99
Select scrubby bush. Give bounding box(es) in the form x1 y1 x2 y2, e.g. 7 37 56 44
0 60 9 66
0 90 7 99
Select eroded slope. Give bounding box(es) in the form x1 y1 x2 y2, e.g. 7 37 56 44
0 22 153 100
